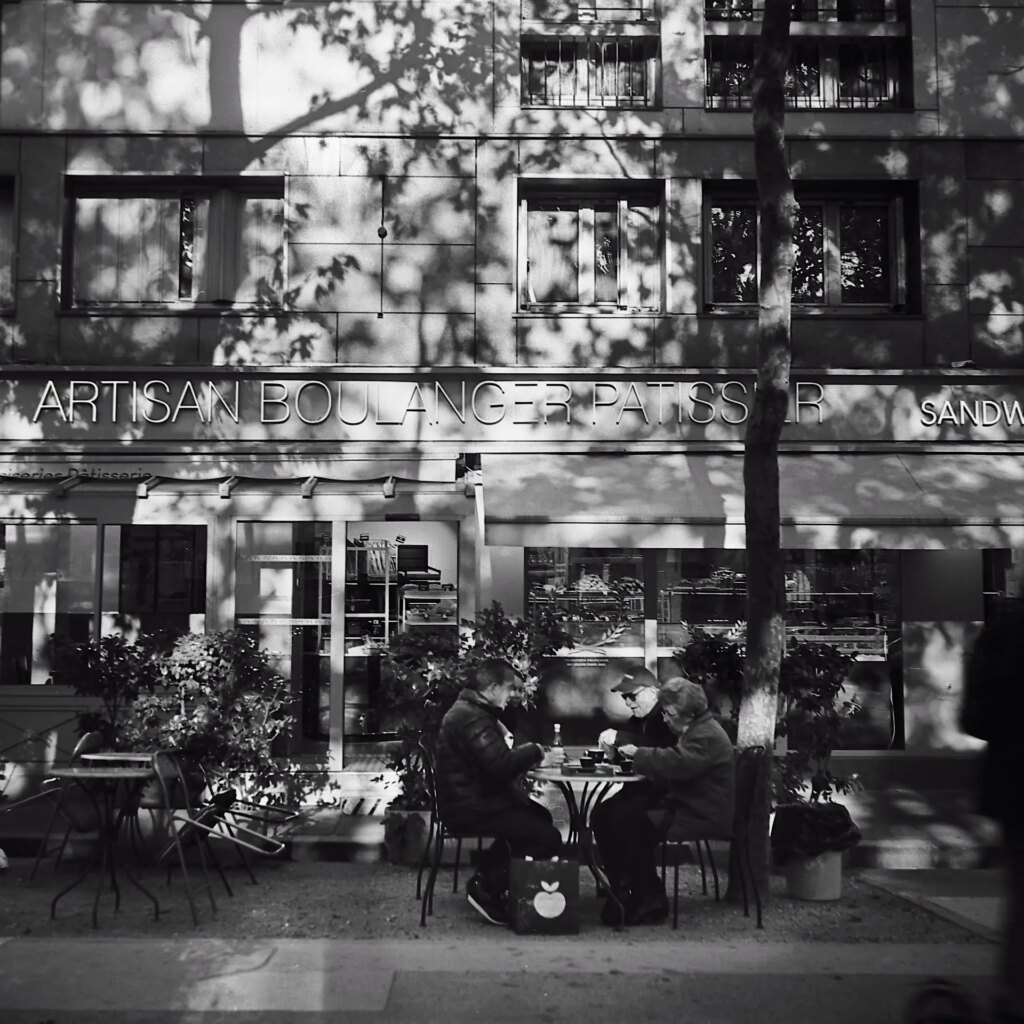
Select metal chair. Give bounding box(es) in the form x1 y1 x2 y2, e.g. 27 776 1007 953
416 739 506 927
0 730 105 880
149 750 222 926
660 745 767 929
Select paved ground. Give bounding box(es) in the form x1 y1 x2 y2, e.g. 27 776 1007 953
0 858 1007 1023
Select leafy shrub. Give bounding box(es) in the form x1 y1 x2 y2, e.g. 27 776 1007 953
378 602 574 810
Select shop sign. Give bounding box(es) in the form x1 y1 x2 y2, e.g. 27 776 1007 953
7 371 1024 444
26 376 826 429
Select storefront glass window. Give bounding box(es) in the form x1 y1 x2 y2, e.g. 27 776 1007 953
344 522 459 747
526 547 645 649
0 523 98 685
110 525 206 640
235 522 331 749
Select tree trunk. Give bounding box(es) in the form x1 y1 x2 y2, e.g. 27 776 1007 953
729 0 796 902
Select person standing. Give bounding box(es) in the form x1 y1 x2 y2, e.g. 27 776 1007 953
963 608 1024 1024
435 658 565 926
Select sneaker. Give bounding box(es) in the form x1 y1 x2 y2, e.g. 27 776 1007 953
466 875 509 927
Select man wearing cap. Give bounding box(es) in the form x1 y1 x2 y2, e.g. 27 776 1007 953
592 676 735 927
598 666 676 760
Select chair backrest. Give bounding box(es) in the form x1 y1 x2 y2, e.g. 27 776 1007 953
733 745 767 839
150 750 201 814
416 737 441 821
69 731 105 763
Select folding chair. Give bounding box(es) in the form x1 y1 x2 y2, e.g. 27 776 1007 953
0 730 105 881
660 745 767 929
150 750 222 926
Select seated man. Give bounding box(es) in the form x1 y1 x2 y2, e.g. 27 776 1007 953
592 676 735 927
435 658 565 926
598 666 676 760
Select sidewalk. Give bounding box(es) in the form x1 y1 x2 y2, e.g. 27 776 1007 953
0 856 1006 1023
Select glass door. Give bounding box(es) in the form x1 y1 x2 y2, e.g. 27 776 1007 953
235 521 331 755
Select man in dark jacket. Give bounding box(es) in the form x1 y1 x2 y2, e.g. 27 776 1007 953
592 676 735 927
435 658 564 926
598 666 676 759
963 612 1024 1023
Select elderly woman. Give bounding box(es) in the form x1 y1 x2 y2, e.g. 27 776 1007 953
591 676 735 927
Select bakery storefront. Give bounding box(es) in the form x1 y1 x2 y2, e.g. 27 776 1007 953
1 369 1020 782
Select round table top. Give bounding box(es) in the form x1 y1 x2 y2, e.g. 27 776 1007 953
81 751 155 764
529 765 644 783
51 766 155 780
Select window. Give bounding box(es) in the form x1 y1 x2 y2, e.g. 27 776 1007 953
66 178 284 308
0 180 14 309
703 0 910 110
520 185 662 310
705 186 911 309
1 523 97 685
522 35 659 107
115 525 207 638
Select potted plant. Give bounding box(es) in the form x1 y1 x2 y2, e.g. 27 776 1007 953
771 641 862 900
376 602 573 865
51 633 161 749
124 630 294 802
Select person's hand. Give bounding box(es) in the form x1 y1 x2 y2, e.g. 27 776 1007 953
540 746 567 768
618 744 639 758
598 729 617 756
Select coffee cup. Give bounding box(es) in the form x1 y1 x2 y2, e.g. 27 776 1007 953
579 755 595 770
585 748 605 763
618 758 634 774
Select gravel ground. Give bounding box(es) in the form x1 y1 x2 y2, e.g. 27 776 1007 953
0 856 990 944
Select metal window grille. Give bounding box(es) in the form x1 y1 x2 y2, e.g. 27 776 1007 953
704 37 903 110
705 0 901 20
522 37 656 107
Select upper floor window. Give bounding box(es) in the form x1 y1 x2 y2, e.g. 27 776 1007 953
522 35 659 108
0 180 14 310
703 0 910 110
65 178 284 309
705 185 912 310
520 183 663 311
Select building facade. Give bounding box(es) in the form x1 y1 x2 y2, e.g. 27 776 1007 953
2 0 1024 793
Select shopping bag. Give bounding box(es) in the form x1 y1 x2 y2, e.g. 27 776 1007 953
508 856 579 935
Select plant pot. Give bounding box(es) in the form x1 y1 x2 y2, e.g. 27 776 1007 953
784 849 843 901
383 809 431 866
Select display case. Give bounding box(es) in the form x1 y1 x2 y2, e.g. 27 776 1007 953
400 587 458 628
526 547 645 647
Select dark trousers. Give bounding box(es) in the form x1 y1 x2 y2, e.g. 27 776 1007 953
591 785 665 899
471 799 562 896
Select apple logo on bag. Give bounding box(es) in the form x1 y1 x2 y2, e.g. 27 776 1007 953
533 880 566 919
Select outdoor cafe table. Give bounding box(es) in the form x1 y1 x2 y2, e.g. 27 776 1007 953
47 764 161 928
529 762 645 924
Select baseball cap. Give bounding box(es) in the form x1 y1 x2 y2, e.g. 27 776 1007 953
610 666 659 693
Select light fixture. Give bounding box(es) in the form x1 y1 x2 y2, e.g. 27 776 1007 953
301 476 319 499
55 475 82 497
219 475 240 500
382 475 397 499
136 475 160 499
